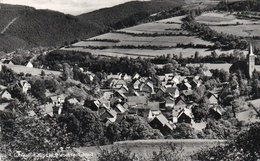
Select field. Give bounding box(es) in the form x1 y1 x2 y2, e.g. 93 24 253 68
196 12 260 37
0 62 61 76
64 11 255 58
66 16 220 58
78 139 226 161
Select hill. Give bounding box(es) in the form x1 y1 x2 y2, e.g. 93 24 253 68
77 0 184 29
0 4 103 52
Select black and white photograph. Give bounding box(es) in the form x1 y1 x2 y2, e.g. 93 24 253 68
0 0 259 160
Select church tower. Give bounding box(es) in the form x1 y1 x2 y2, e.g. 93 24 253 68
248 43 255 78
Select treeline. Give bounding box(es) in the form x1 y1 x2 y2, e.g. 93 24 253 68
83 39 120 43
182 19 248 50
37 50 157 76
217 1 260 12
114 30 194 37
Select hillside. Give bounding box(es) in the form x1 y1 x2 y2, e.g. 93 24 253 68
77 0 184 29
0 4 103 52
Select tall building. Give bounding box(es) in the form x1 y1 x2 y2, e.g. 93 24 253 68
248 43 255 78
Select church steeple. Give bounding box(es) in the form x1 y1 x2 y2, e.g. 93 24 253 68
248 42 255 78
249 43 254 56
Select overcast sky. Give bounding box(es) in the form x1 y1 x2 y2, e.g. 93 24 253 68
2 0 147 15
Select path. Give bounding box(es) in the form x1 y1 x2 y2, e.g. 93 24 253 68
1 17 18 34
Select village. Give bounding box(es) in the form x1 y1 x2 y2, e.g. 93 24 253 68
0 43 258 138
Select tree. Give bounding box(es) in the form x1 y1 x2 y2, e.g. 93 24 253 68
171 123 197 139
31 80 46 102
163 63 174 73
62 63 73 81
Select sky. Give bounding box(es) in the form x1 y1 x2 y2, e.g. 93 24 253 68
2 0 147 15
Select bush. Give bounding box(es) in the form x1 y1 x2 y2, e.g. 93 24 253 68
98 147 138 161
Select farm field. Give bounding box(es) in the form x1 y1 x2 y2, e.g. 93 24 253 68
210 25 260 37
66 15 217 58
196 12 260 37
0 62 61 76
64 47 239 59
73 34 213 47
65 11 254 58
157 15 186 24
119 22 182 33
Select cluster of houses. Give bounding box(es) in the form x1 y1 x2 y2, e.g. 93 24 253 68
84 71 223 135
0 62 223 135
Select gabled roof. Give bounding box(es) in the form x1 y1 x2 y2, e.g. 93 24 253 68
153 114 173 130
115 104 126 113
127 96 147 104
178 108 192 119
211 105 222 115
0 102 10 111
115 90 127 99
147 102 160 111
182 90 193 96
166 87 179 94
67 98 79 104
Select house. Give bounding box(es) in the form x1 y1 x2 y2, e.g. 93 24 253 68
166 86 180 98
99 108 117 122
0 102 10 111
40 104 54 117
177 108 192 124
164 95 175 108
150 114 173 135
114 90 127 102
190 79 202 89
101 91 113 100
140 82 155 94
16 80 31 94
181 90 194 102
127 96 147 105
110 79 127 89
85 100 101 111
133 79 141 90
121 73 131 81
67 98 80 105
2 60 14 65
128 105 152 119
26 61 33 68
0 90 12 100
132 72 140 80
178 82 192 91
156 86 166 98
118 85 129 94
147 102 161 120
175 96 186 106
203 70 213 77
209 105 222 120
49 94 65 107
27 110 36 117
114 103 126 113
207 92 219 105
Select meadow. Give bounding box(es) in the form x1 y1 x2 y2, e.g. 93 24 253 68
196 12 260 37
65 11 254 58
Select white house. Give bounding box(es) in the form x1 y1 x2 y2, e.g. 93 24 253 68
26 61 33 68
